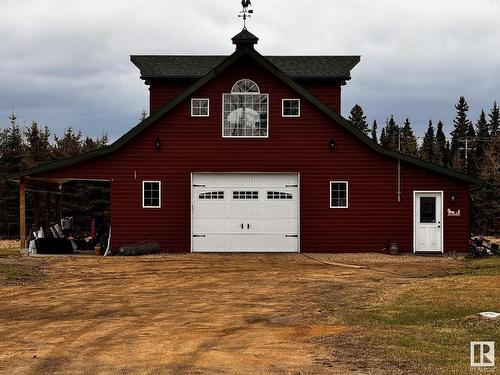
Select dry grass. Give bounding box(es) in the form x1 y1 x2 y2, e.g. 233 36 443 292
0 240 20 257
329 257 500 375
0 240 40 283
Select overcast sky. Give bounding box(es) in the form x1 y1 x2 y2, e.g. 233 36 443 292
1 0 499 140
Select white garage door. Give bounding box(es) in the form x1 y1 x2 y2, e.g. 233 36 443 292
192 173 299 252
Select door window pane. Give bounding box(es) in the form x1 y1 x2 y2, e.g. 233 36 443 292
420 197 436 223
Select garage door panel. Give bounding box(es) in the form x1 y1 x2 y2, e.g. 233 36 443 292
192 173 299 252
193 218 298 234
193 173 297 188
193 234 298 252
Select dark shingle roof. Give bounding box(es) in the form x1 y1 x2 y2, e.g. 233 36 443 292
130 55 360 80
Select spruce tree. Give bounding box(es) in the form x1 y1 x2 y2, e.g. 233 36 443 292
471 134 499 234
140 109 147 122
2 112 24 173
348 104 370 135
24 122 51 168
0 112 24 238
81 133 108 153
444 141 451 166
488 101 499 135
475 110 489 167
420 120 435 162
400 118 418 156
380 127 386 147
450 96 470 169
52 127 82 159
434 121 447 166
371 120 378 143
380 115 399 151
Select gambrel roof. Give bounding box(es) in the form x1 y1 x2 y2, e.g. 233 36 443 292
5 41 482 185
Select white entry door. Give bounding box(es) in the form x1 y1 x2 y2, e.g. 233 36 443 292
192 173 299 252
414 192 443 253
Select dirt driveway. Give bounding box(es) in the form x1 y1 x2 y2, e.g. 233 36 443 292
0 253 493 374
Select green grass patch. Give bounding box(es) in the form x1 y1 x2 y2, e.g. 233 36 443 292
0 263 39 282
463 256 500 276
348 259 500 374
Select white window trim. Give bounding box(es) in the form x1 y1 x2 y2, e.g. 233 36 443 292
221 92 270 139
282 98 301 117
330 181 349 208
191 98 210 117
142 181 161 208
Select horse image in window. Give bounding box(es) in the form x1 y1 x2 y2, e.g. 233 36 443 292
227 107 262 136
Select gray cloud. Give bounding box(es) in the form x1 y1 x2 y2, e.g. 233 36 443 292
0 0 499 140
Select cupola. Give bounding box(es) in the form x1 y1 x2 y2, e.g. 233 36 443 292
232 28 259 50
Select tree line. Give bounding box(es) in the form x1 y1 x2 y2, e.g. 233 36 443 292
349 97 499 235
0 112 109 238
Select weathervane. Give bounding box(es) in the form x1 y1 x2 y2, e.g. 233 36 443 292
239 0 253 29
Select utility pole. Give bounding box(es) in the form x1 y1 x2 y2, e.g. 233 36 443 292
459 138 474 173
397 127 401 202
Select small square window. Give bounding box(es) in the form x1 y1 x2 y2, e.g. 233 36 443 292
143 181 161 208
282 99 300 117
330 181 348 208
191 98 209 117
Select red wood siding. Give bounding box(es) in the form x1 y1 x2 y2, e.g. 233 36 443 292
299 81 341 113
34 55 471 253
149 80 193 113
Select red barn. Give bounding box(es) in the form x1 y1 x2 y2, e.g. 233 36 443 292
9 28 480 254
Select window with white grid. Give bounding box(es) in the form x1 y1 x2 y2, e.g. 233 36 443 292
330 181 348 208
191 98 209 117
282 99 300 117
143 181 161 208
223 79 268 137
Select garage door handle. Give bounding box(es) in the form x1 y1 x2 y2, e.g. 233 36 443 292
240 223 244 229
247 223 251 229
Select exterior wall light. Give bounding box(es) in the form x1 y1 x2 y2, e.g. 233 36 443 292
450 192 456 202
154 138 161 151
329 139 336 152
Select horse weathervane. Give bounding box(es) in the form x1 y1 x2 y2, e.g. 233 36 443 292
239 0 253 29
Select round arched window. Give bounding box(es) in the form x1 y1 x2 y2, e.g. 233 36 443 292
231 79 260 94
